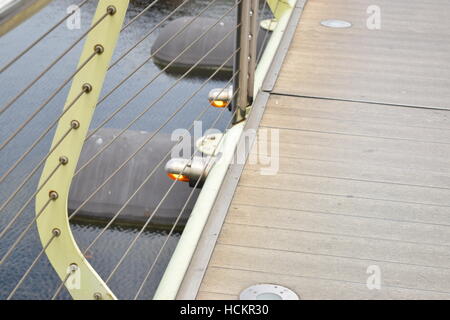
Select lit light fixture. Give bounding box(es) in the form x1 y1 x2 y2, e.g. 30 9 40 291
167 173 190 182
165 157 214 188
240 284 300 300
209 86 233 108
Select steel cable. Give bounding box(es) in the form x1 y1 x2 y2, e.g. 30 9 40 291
72 20 240 183
0 160 64 240
108 0 192 71
69 45 240 222
86 1 240 145
0 0 91 74
121 0 160 32
0 123 76 213
0 197 53 266
0 85 89 184
81 71 239 258
0 7 113 117
96 0 222 109
0 49 99 153
7 230 59 300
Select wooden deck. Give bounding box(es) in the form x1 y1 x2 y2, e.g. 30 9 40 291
181 0 450 299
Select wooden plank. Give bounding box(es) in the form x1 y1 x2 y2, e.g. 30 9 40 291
239 171 450 206
232 186 450 227
245 157 450 189
200 267 450 300
273 0 450 109
254 128 450 163
265 96 450 130
208 244 450 293
218 223 450 269
251 134 450 173
226 204 450 247
262 113 450 144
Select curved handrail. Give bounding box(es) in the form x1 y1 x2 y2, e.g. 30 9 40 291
34 0 129 300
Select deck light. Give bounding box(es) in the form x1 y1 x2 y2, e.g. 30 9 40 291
165 157 214 188
167 173 190 182
208 86 233 108
240 284 300 300
320 19 352 28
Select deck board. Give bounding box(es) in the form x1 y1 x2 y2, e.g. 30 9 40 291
273 0 450 109
186 0 450 300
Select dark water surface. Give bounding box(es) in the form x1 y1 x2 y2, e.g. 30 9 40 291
0 0 234 299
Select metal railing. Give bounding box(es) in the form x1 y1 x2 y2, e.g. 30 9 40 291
0 0 288 300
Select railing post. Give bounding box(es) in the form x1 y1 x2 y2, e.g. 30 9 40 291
233 0 259 124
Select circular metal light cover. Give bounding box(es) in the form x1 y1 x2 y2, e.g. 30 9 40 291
240 284 300 300
196 133 223 156
320 19 352 28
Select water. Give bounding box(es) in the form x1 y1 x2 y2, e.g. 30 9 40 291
0 0 236 300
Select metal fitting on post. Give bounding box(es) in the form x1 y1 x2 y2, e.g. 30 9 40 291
82 83 93 93
52 228 61 237
106 5 117 16
49 191 59 201
94 44 104 55
59 156 69 165
70 120 80 130
93 292 103 300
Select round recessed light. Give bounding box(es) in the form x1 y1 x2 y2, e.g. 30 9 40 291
240 284 300 300
320 19 352 28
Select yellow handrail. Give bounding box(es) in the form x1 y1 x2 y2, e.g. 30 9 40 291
34 0 129 300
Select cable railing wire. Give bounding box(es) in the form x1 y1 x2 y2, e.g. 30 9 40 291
121 0 160 32
81 68 239 262
0 84 90 184
0 196 53 266
68 33 240 222
0 122 76 213
7 229 60 300
0 158 65 241
0 7 114 117
0 48 99 153
0 0 209 214
72 10 240 182
85 0 240 146
0 0 91 74
96 0 220 111
0 0 168 116
108 0 191 71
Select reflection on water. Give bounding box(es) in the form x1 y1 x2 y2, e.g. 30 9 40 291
0 0 234 299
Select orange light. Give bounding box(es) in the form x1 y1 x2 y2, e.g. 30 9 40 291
168 173 190 182
210 100 229 108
